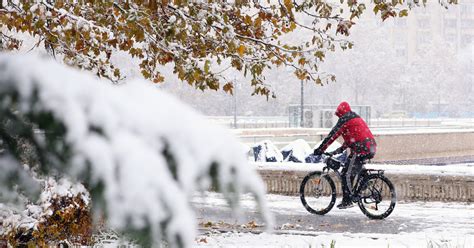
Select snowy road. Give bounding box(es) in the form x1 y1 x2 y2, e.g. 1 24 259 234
193 192 473 247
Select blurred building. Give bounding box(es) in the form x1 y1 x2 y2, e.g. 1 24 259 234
384 2 474 117
390 1 474 62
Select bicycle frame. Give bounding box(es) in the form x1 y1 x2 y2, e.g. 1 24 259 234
320 156 385 194
320 156 344 181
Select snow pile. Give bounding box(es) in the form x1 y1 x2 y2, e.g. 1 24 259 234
0 54 270 247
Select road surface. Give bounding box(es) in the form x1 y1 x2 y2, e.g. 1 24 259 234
193 192 473 247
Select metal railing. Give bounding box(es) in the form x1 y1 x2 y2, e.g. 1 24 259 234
206 116 474 129
207 116 290 129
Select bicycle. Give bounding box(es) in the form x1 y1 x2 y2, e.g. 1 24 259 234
300 153 396 219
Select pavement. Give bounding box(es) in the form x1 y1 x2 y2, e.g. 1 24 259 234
193 192 474 242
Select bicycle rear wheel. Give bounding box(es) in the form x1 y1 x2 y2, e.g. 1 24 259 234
357 174 396 219
300 171 336 215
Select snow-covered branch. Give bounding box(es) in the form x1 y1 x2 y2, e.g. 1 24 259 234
0 54 271 247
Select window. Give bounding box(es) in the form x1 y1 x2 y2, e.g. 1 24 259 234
396 48 407 57
461 4 473 15
461 18 474 29
395 18 407 27
418 18 430 29
417 31 432 44
461 35 473 47
416 7 430 15
394 32 408 43
444 18 457 29
445 33 457 43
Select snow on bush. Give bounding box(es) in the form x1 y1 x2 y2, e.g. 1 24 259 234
0 54 270 247
1 178 92 246
281 139 312 162
252 140 283 162
252 139 347 164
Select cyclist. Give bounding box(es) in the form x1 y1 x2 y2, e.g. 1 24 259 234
313 102 376 209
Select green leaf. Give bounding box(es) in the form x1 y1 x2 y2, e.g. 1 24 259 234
204 60 210 73
373 5 380 14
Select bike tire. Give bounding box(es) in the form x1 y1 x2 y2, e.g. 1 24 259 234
357 174 396 220
300 171 336 215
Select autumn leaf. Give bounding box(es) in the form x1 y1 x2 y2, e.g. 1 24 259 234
237 44 246 57
197 238 208 243
298 57 306 66
336 20 355 36
284 0 293 11
223 82 234 95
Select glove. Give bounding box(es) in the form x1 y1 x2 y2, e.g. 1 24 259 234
313 148 323 156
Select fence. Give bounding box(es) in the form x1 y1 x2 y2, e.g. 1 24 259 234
207 116 474 129
207 116 289 129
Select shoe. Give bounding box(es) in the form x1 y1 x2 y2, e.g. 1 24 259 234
336 201 354 209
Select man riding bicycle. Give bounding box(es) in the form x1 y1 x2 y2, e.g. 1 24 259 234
313 102 376 209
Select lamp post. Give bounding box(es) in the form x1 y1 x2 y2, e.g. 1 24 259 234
233 79 241 129
300 79 304 127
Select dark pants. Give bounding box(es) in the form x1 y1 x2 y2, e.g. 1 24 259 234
341 153 374 202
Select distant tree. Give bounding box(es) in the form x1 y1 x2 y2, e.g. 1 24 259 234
320 18 402 109
407 40 463 116
0 0 456 97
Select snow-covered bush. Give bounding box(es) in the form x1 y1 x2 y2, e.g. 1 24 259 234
0 54 270 247
281 139 312 163
1 178 92 246
252 140 283 162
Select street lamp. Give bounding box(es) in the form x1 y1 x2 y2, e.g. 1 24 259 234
300 79 304 127
233 79 241 129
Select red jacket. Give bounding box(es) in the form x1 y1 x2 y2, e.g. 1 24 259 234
319 102 376 156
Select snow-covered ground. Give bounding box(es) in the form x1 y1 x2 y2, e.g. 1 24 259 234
195 230 473 248
193 193 474 248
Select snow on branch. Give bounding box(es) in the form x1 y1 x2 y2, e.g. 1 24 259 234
0 53 271 247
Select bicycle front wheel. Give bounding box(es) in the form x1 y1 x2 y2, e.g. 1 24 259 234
357 174 396 219
300 171 336 215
